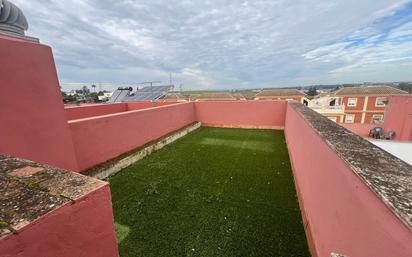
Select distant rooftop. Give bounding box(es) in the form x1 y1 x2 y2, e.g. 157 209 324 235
333 86 408 96
195 92 236 100
256 88 306 97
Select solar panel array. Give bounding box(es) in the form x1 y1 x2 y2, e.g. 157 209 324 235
107 86 174 103
124 86 174 102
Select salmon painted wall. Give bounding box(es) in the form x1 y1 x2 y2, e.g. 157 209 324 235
195 101 287 129
0 185 119 257
127 101 176 111
69 103 196 171
383 96 412 141
0 35 78 171
285 104 412 257
340 123 375 137
65 102 176 121
65 103 128 121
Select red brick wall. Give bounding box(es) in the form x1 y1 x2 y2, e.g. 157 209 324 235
364 112 385 124
366 96 387 111
342 96 365 111
344 113 362 123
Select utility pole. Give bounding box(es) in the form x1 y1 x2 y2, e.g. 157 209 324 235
140 81 161 103
169 72 173 86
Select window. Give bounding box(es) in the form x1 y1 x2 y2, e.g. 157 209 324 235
347 98 357 107
345 114 355 123
375 97 387 107
372 114 384 124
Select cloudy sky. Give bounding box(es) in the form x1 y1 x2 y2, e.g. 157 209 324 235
14 0 412 91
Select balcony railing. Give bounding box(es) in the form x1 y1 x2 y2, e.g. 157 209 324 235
310 105 345 114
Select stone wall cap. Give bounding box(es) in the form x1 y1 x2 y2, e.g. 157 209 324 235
0 154 107 237
289 102 412 231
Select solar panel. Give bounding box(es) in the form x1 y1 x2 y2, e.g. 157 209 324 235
123 85 174 102
107 86 173 103
107 89 132 103
107 90 122 103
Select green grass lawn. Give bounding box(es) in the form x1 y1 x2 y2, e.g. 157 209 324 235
109 127 309 257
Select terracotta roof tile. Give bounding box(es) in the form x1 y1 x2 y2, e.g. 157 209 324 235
333 86 408 96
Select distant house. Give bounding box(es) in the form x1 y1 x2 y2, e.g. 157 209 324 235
308 94 346 123
312 86 408 124
98 92 113 101
254 88 308 104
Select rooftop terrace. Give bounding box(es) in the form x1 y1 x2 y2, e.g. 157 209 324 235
110 127 309 256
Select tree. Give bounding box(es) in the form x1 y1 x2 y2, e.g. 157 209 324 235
397 83 412 93
306 87 318 96
82 85 90 95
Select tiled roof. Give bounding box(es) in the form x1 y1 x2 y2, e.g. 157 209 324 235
256 88 306 97
333 86 408 96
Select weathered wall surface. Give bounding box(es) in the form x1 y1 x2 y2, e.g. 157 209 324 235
0 154 119 257
285 103 412 257
69 103 196 171
383 96 412 141
0 35 78 171
195 101 287 129
0 186 119 257
65 103 128 121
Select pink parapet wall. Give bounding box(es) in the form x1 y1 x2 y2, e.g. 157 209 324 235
65 102 176 121
285 104 412 257
340 123 375 137
65 103 128 121
69 103 196 171
383 96 412 141
195 100 287 129
127 101 176 111
0 185 119 257
0 35 79 171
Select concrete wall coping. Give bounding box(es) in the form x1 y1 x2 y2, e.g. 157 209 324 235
289 102 412 230
0 154 106 238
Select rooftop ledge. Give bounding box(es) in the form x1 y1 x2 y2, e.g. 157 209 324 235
289 102 412 230
0 154 106 237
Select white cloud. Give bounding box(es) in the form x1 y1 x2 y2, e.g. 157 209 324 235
12 0 412 90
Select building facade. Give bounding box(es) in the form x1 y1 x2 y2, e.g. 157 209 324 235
310 86 408 124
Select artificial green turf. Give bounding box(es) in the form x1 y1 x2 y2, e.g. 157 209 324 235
109 127 310 257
